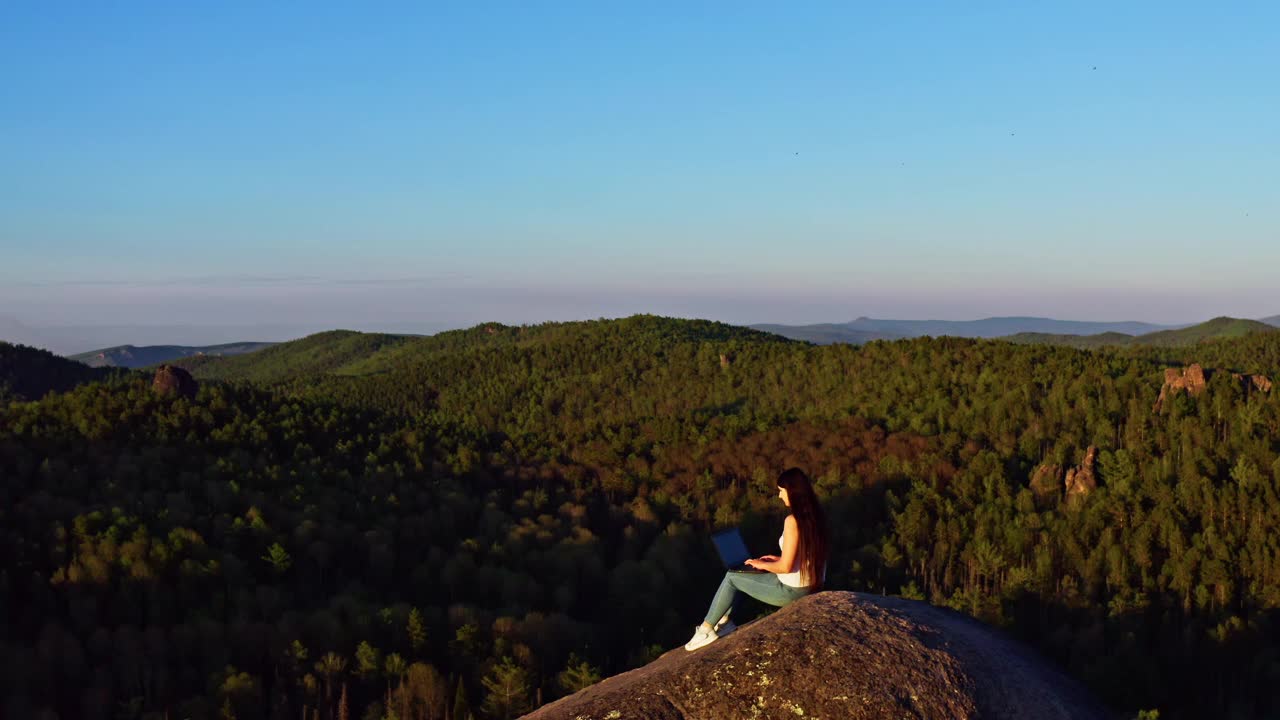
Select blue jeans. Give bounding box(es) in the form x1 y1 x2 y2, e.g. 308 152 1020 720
703 571 809 626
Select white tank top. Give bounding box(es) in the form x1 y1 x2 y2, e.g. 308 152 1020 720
778 533 824 588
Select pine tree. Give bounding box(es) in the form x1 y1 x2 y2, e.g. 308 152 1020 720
407 608 427 655
480 657 531 720
556 653 601 695
263 542 292 573
356 641 382 682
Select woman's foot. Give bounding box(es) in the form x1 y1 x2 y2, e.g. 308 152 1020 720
684 624 719 651
714 618 737 636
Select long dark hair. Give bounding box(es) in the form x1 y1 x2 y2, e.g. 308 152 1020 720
777 467 829 590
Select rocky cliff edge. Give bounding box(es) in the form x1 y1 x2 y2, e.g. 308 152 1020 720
524 591 1112 720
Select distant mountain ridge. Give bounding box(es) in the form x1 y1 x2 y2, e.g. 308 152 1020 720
1003 317 1279 348
12 312 1280 359
999 332 1137 350
1122 317 1276 346
71 342 275 368
750 323 893 345
753 316 1178 345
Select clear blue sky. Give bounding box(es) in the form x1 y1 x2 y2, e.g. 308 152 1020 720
2 1 1277 341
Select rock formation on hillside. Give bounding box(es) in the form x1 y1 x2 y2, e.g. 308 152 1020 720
1065 446 1098 504
153 365 198 400
1154 364 1208 411
1028 446 1098 507
523 592 1109 720
1233 372 1273 393
1155 364 1272 411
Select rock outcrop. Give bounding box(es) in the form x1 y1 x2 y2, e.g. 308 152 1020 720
523 592 1109 720
1029 447 1098 507
152 364 198 400
1155 364 1272 411
1233 372 1273 394
1065 446 1098 503
1154 364 1208 411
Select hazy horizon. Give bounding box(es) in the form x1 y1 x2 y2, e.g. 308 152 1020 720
5 300 1279 356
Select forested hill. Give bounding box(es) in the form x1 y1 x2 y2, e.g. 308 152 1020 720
174 330 416 383
1003 316 1278 350
1001 331 1141 349
0 341 120 401
178 315 791 382
4 316 1280 719
1136 316 1277 346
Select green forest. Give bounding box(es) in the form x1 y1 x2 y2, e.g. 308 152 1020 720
4 314 1280 719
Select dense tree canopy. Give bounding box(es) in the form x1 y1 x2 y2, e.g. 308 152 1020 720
3 315 1280 719
0 342 119 402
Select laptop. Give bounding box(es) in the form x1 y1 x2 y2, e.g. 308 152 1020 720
712 528 767 573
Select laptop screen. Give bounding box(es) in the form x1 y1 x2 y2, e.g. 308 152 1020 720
711 528 751 568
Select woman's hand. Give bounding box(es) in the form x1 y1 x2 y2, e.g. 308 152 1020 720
744 558 765 569
757 554 779 562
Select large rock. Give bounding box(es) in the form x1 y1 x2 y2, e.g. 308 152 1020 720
1154 364 1208 411
1233 373 1273 394
1155 364 1273 411
1065 446 1098 504
524 592 1110 720
152 364 198 400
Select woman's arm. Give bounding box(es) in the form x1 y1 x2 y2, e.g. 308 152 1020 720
745 516 799 574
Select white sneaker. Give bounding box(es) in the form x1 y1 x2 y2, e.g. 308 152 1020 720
684 624 718 651
714 618 737 637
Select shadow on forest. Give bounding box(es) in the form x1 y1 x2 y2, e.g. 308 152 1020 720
693 396 748 417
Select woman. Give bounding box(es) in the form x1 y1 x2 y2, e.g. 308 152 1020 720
685 467 829 651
